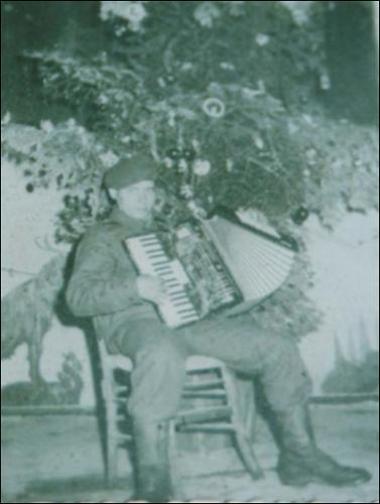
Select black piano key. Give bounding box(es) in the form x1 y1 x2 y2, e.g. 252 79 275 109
179 307 198 315
139 234 158 241
173 303 193 310
153 263 171 269
151 264 174 278
159 273 176 280
155 271 174 278
169 298 188 305
140 242 162 249
144 249 165 257
148 252 167 258
174 301 191 308
148 249 165 254
151 259 169 266
177 308 197 315
169 293 188 300
177 313 197 321
137 243 159 249
140 240 160 247
169 289 187 296
154 265 173 271
162 281 179 288
146 252 167 259
180 314 199 321
169 293 187 300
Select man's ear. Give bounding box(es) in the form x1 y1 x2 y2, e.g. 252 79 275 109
108 188 118 201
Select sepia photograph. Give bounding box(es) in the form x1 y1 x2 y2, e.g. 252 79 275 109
1 1 379 502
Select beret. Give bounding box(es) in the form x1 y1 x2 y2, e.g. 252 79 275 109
103 154 157 189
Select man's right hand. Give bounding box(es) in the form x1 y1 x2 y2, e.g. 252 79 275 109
136 275 167 305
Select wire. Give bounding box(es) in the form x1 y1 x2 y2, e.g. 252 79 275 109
1 267 36 277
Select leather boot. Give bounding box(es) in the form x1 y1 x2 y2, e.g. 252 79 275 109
133 420 174 502
276 403 372 488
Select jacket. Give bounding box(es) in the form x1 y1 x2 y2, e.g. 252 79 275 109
65 207 158 352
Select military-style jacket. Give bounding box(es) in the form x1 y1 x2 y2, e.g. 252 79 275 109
65 208 158 351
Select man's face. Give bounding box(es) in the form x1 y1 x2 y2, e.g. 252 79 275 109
116 180 156 221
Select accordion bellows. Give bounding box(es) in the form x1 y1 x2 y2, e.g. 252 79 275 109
203 214 296 303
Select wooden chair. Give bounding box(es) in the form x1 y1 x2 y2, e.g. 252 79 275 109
92 337 264 493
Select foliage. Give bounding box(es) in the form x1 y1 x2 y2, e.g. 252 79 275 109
283 115 379 228
1 352 84 406
1 119 112 243
3 1 378 343
322 350 379 394
22 0 329 227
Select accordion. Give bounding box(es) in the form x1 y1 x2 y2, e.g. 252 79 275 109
125 208 298 328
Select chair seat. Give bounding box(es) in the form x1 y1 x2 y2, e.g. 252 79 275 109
104 353 227 374
185 355 226 371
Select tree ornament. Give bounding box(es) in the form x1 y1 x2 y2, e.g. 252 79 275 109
178 159 188 173
292 206 309 225
180 184 194 200
163 157 174 168
194 2 221 28
193 159 211 176
183 148 196 161
166 73 175 84
166 148 181 160
202 97 226 119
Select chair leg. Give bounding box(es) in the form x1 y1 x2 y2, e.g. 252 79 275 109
104 385 119 486
105 436 119 487
221 367 265 481
167 420 185 500
234 430 264 480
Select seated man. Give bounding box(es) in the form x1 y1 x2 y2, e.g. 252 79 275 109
65 154 371 501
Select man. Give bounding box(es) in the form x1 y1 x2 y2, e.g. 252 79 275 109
66 154 371 501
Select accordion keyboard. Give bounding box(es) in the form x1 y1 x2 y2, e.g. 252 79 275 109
126 234 200 327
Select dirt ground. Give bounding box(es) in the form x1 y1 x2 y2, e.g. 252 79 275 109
1 403 378 503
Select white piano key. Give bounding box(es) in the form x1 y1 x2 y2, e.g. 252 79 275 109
126 235 201 327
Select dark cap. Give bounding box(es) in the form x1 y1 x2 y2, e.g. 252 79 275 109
103 154 157 190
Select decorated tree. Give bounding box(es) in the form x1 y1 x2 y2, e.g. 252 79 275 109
1 0 378 373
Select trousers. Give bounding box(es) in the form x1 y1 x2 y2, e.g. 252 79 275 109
111 313 313 424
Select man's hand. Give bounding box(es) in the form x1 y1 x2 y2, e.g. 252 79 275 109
136 275 167 305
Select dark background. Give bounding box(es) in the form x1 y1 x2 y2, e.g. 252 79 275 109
1 0 378 126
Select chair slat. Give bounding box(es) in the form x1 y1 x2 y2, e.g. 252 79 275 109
181 390 227 399
176 405 232 424
183 380 224 391
177 423 235 433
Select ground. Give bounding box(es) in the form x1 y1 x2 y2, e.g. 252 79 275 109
1 403 378 503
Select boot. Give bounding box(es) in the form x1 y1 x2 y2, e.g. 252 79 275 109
276 403 372 488
133 420 174 502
